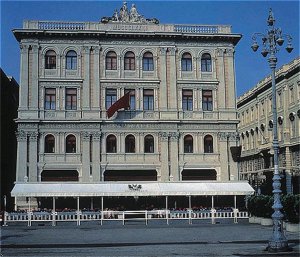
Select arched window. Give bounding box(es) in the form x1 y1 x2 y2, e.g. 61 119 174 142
181 52 192 71
144 135 154 153
66 134 76 153
204 135 213 153
106 134 117 153
66 50 77 70
184 135 193 153
45 134 55 153
142 52 154 71
124 51 135 70
45 50 56 69
106 51 117 70
125 134 135 153
201 53 212 72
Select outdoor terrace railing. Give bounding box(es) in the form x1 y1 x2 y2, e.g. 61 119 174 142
3 209 248 226
22 20 232 34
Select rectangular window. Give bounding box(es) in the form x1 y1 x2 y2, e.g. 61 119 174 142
65 88 77 110
202 90 213 111
182 90 193 111
143 89 154 110
45 88 56 110
106 89 117 109
125 89 135 110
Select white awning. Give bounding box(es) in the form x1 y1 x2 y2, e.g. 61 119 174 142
11 181 254 197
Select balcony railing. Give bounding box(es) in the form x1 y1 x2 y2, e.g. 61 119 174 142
22 20 232 34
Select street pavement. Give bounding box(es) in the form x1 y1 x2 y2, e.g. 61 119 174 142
1 219 299 257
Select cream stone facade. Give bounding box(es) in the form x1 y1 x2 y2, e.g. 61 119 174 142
13 3 242 209
237 57 300 194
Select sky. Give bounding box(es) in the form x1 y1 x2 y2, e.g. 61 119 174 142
1 0 299 97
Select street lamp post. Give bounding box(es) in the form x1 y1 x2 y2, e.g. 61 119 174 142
251 9 293 252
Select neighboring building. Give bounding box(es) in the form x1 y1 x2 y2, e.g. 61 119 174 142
237 57 300 195
1 69 19 211
12 3 244 209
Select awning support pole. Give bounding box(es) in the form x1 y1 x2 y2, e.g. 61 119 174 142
101 196 103 225
27 197 31 227
76 196 80 226
189 195 192 225
166 196 169 225
234 195 238 224
211 196 215 224
91 197 94 210
52 197 56 226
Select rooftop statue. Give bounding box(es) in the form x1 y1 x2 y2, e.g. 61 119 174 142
101 2 159 24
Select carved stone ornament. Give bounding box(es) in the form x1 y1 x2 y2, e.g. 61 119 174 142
16 130 27 142
101 2 159 24
81 132 91 141
128 184 142 191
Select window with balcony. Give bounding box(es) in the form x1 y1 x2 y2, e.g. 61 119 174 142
125 134 135 153
144 135 154 153
45 88 56 110
45 134 55 153
106 89 117 109
202 90 213 111
106 51 117 70
106 134 117 153
124 51 135 70
184 135 193 153
181 52 192 71
66 50 77 70
204 135 213 153
201 53 212 72
182 90 193 111
45 50 56 69
143 89 154 110
66 134 76 153
143 52 154 71
65 88 77 110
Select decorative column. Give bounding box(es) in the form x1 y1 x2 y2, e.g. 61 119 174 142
159 132 169 181
81 132 90 182
168 47 178 112
159 48 168 111
19 44 29 110
29 132 39 182
16 130 28 182
93 46 100 110
31 45 39 115
218 132 230 181
92 132 101 182
82 46 90 111
216 48 226 109
169 132 179 181
224 48 236 109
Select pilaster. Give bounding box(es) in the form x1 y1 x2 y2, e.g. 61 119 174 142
19 44 29 110
81 132 90 181
216 48 225 109
159 132 169 181
82 46 90 110
159 47 168 110
169 132 179 181
29 132 38 182
30 45 39 113
93 46 100 109
92 132 101 182
168 47 178 111
225 48 236 109
16 130 28 182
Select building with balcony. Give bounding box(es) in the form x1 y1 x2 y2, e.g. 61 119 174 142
11 3 253 210
237 57 300 195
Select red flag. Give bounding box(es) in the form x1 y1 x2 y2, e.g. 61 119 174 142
107 92 130 118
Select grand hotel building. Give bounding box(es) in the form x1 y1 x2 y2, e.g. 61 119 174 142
11 3 250 209
237 57 300 195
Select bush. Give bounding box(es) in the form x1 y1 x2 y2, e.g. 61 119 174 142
281 194 300 224
247 194 300 223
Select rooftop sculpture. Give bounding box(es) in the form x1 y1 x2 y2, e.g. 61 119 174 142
101 2 159 24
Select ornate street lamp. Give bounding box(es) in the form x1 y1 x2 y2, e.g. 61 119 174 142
251 9 293 252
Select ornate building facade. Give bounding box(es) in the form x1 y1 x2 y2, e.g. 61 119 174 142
237 57 300 195
13 3 242 208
